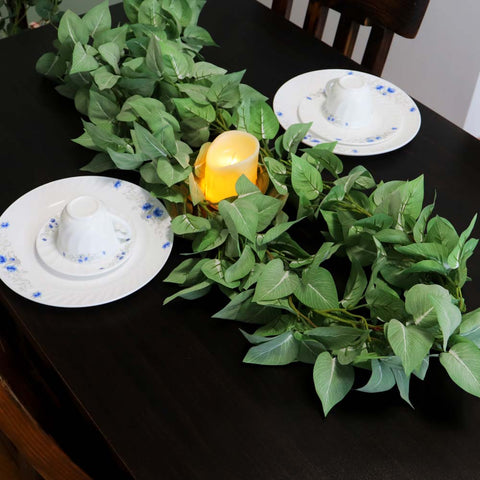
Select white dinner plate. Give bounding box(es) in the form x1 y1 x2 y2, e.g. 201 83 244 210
0 176 173 308
273 69 421 156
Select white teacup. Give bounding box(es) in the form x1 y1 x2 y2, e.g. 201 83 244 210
56 196 130 263
323 74 373 128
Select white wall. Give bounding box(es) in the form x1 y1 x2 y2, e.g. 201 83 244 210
259 0 480 137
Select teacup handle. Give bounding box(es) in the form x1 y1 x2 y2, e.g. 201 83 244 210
324 79 336 97
109 213 131 241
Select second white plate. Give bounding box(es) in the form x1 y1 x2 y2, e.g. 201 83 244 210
273 69 421 156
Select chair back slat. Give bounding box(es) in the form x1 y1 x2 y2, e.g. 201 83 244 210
304 3 329 39
332 16 360 58
271 0 293 17
362 26 394 75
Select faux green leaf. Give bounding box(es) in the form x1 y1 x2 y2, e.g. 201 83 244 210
98 42 121 74
123 0 142 23
426 216 459 252
212 290 276 324
171 214 211 235
291 154 323 201
253 259 300 302
396 175 424 224
391 364 413 407
163 258 200 285
133 122 169 159
448 214 477 269
440 342 480 397
305 326 368 350
403 260 447 276
81 120 127 151
248 101 279 140
156 158 191 187
174 98 216 123
94 24 128 50
297 337 327 364
304 146 343 178
413 356 430 380
255 315 295 337
162 50 192 81
58 9 89 45
240 329 272 345
260 219 300 245
218 198 258 242
93 66 120 90
80 152 114 172
386 319 434 375
247 195 283 232
35 53 66 79
243 332 299 366
70 43 99 74
183 25 217 46
235 175 260 197
138 0 162 26
404 284 451 328
366 280 407 321
224 245 255 283
429 294 461 350
88 89 120 124
192 227 228 253
395 243 449 263
310 242 340 268
193 61 227 79
82 0 111 37
413 203 435 243
357 359 396 393
460 308 480 347
341 260 367 309
354 214 393 232
263 156 288 195
163 280 212 304
201 259 240 288
207 71 244 108
107 148 143 170
282 123 311 154
374 229 411 245
145 36 163 77
313 352 354 416
294 267 338 310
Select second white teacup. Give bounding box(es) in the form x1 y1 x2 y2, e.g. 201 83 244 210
56 196 130 263
323 74 373 128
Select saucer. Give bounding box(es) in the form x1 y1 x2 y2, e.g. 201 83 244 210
35 213 134 278
0 176 173 307
273 69 421 156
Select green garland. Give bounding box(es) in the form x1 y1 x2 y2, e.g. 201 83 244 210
36 0 480 415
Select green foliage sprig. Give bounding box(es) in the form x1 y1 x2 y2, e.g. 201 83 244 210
0 0 63 38
37 0 480 415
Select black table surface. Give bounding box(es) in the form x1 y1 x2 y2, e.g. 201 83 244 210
2 1 480 479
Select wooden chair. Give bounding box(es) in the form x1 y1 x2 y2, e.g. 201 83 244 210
0 375 92 480
0 332 92 480
271 0 430 76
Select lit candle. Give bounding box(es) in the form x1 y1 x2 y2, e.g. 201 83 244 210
202 130 259 203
